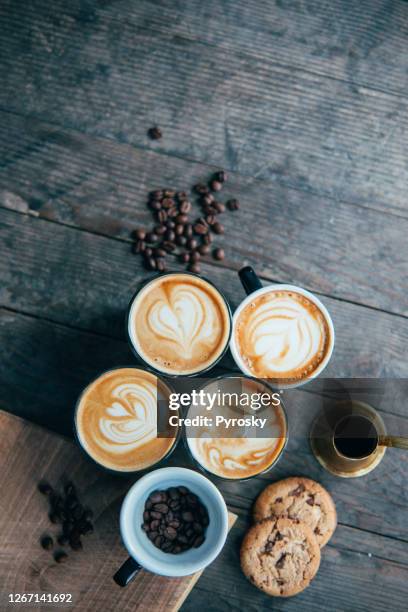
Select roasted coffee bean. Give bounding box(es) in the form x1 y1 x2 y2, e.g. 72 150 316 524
193 223 208 235
162 197 174 209
166 219 176 229
179 200 192 213
162 540 172 552
185 527 194 538
144 247 153 257
203 233 213 245
193 535 205 548
145 256 157 270
54 551 68 563
212 222 224 234
180 252 190 264
193 522 203 534
194 183 209 195
173 545 182 554
177 191 188 201
143 511 151 522
187 493 198 506
154 535 164 548
141 523 149 532
187 238 198 250
154 247 166 258
38 481 53 496
210 180 222 192
157 209 167 223
213 247 225 261
155 224 166 235
167 207 178 218
168 520 180 529
181 511 194 522
156 258 166 272
165 229 176 242
214 201 226 213
176 213 188 224
190 251 200 263
175 223 184 236
215 170 227 183
148 126 162 140
169 500 181 510
41 535 54 550
150 189 163 200
148 531 159 542
202 193 215 206
177 534 189 545
168 487 179 500
162 240 176 252
163 189 176 198
69 537 83 551
145 499 153 510
184 224 193 238
227 198 240 211
178 486 188 495
153 503 169 514
146 232 158 243
176 235 187 247
49 512 59 524
150 519 160 530
164 526 177 540
57 534 68 545
205 215 216 226
150 511 162 520
149 200 162 211
132 228 146 241
132 239 146 254
198 244 210 255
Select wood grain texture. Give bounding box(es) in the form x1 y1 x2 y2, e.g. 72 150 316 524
1 1 408 214
0 411 407 612
1 114 408 316
0 410 237 612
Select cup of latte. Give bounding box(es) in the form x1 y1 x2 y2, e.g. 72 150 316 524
185 376 288 480
230 267 335 387
126 272 232 376
75 367 179 473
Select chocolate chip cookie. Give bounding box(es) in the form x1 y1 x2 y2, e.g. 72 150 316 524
240 517 321 597
253 477 337 547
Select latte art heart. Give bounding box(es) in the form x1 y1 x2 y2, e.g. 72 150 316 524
76 368 177 472
128 274 231 375
235 290 331 381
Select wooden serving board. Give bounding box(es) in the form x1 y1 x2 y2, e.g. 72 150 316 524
0 410 237 611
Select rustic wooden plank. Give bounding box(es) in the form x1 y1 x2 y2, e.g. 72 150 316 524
0 409 407 612
1 126 408 317
2 209 408 373
1 309 408 543
0 2 408 214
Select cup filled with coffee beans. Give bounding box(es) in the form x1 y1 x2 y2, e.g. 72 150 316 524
230 267 335 387
74 367 179 473
113 467 229 584
126 272 232 376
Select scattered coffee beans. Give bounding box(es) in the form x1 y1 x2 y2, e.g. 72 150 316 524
142 486 209 554
130 168 241 272
37 479 94 563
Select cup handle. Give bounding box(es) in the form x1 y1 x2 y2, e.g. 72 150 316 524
113 556 142 587
239 266 263 295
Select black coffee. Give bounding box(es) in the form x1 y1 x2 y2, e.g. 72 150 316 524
334 415 378 459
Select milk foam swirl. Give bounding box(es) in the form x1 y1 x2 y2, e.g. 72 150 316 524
236 291 330 380
98 382 157 454
147 285 216 356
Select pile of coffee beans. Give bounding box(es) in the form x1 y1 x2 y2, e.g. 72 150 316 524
38 480 94 563
131 171 240 274
142 486 209 554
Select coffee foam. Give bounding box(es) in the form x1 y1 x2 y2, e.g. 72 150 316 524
128 274 231 375
76 368 177 472
187 379 286 479
235 290 331 381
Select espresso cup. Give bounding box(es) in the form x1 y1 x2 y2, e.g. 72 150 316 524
184 375 288 480
126 272 232 377
74 367 179 473
230 267 335 387
113 467 229 584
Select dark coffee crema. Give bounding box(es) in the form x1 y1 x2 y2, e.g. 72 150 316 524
128 274 231 375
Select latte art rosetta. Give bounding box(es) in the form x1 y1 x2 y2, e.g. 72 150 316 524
129 274 231 375
76 368 177 472
235 290 331 380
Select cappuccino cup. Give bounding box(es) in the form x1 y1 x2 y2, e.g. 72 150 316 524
74 367 179 473
230 267 335 387
126 272 232 376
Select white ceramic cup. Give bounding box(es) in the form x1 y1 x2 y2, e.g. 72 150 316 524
113 467 229 585
230 267 335 388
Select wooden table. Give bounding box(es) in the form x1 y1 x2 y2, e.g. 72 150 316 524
0 1 407 610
